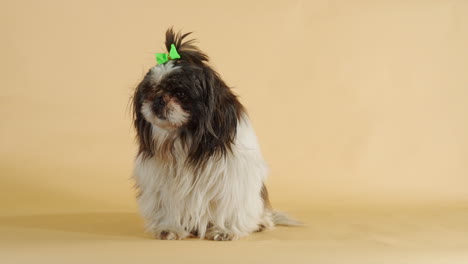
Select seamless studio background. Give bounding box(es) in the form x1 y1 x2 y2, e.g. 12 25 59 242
1 0 468 263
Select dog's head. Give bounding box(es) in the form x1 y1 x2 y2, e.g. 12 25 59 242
132 28 244 166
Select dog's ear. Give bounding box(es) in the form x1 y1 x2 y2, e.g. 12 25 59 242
132 78 154 158
186 67 245 168
165 28 209 66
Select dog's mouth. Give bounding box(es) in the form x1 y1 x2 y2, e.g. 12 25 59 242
155 110 167 120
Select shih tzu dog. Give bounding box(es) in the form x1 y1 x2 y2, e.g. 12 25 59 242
132 28 298 241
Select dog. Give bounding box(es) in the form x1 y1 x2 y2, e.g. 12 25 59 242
132 28 298 240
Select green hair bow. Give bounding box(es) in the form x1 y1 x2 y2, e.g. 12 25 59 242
155 44 181 64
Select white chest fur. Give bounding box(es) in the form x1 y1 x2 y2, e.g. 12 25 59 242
133 115 268 239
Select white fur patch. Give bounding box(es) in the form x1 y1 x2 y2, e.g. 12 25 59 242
165 100 189 127
149 61 179 85
141 101 156 123
133 115 270 239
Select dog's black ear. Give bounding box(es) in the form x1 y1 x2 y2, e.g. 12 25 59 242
186 67 245 168
165 28 209 66
132 77 154 158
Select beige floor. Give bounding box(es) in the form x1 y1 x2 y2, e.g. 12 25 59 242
2 203 468 264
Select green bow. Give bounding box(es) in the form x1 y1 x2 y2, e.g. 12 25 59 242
155 44 181 64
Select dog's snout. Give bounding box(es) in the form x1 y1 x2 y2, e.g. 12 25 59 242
155 96 166 106
152 96 167 119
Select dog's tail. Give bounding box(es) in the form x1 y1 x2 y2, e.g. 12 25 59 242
271 210 303 226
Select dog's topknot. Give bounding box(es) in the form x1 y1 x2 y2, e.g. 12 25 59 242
165 28 209 66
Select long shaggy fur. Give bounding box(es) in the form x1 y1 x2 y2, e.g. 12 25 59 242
132 28 297 240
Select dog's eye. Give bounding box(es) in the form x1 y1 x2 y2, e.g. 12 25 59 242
175 92 185 98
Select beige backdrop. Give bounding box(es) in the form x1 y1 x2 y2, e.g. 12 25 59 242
1 0 468 263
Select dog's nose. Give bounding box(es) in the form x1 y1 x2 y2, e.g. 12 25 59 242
155 96 166 106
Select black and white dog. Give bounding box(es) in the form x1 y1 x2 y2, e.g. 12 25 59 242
132 29 297 240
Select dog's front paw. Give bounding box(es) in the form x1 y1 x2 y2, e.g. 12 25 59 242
155 230 181 240
206 230 238 241
256 224 267 232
